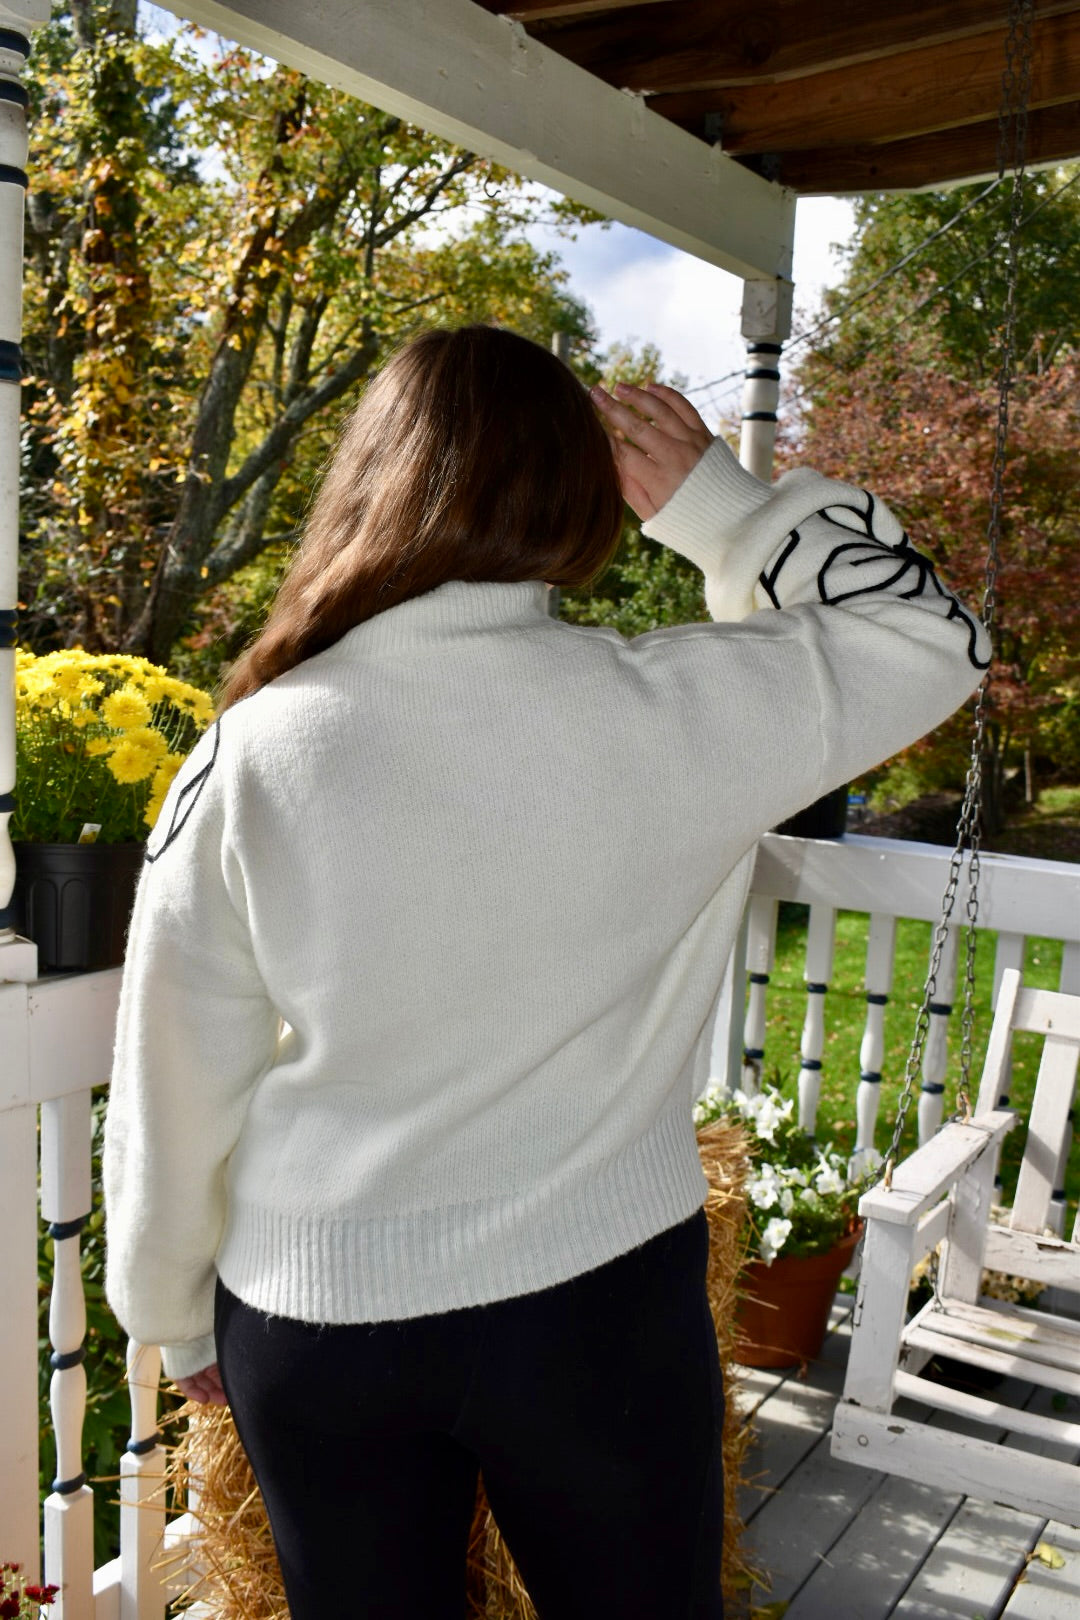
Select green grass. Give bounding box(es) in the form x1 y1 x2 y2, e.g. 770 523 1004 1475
756 905 1076 1211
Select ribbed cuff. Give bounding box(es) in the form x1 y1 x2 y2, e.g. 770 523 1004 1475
160 1330 218 1383
642 437 772 571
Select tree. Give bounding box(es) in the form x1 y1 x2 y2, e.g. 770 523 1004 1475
787 169 1080 815
21 3 600 664
812 167 1080 383
791 346 1080 818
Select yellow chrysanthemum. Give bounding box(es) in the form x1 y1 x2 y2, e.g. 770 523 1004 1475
85 737 112 756
51 664 86 704
102 685 152 731
139 673 170 705
142 752 185 829
106 727 166 784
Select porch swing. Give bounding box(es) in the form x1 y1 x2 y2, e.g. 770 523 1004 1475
830 0 1080 1525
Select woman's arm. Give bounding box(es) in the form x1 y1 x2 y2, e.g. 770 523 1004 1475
104 720 280 1387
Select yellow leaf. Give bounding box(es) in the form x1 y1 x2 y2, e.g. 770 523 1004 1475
1033 1542 1066 1570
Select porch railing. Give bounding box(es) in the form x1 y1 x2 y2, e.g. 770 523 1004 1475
2 832 1079 1616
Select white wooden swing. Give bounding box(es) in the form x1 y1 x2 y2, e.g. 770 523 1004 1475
831 0 1080 1525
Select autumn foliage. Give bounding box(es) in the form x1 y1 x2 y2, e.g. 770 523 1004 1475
787 344 1080 807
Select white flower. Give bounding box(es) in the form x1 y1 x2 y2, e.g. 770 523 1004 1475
779 1187 795 1216
760 1217 792 1264
815 1162 846 1197
748 1165 782 1210
799 1186 820 1208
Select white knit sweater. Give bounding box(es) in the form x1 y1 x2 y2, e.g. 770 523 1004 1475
104 438 989 1379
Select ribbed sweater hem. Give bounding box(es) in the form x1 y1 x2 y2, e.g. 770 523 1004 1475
215 1104 708 1326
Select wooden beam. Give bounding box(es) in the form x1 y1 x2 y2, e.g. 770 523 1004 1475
530 0 1080 95
650 11 1080 154
767 102 1080 194
160 0 794 282
478 1 659 19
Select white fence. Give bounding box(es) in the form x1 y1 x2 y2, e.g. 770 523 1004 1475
2 833 1079 1616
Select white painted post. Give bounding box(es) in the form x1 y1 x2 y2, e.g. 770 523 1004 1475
918 922 959 1143
729 275 793 1094
0 3 47 984
852 912 897 1175
741 893 777 1092
0 982 39 1579
40 1091 96 1620
799 903 835 1135
737 277 793 481
119 1343 166 1620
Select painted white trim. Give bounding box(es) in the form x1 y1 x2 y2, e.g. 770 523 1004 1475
161 0 796 282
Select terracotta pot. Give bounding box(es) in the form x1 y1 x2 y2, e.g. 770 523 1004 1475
735 1224 863 1369
11 841 144 973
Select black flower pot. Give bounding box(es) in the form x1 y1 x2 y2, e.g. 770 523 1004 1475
10 842 144 973
773 784 849 840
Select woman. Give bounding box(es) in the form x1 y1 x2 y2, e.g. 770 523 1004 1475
104 324 987 1619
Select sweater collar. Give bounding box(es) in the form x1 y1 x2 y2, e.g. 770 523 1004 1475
331 580 553 654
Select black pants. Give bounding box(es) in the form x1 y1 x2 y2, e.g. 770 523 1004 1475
214 1210 724 1620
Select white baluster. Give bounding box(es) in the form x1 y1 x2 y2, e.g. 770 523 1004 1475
851 912 896 1176
120 1342 166 1620
1047 940 1080 1237
0 11 44 980
0 1046 39 1578
41 1091 95 1620
799 904 836 1134
741 894 777 1093
918 923 959 1144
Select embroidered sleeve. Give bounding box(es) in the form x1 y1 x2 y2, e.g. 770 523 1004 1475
757 492 989 671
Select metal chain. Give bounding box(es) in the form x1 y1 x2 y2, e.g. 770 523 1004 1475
881 0 1034 1188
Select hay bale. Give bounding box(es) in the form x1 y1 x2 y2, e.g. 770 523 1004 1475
162 1127 753 1619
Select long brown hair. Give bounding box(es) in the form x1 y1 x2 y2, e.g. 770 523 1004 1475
219 325 624 708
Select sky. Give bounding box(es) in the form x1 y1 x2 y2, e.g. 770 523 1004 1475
529 197 857 427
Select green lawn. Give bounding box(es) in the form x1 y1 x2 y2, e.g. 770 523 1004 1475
754 905 1075 1210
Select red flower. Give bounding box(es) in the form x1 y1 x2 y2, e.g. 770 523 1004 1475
1 1595 22 1618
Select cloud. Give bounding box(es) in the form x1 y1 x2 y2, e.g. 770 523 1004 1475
530 196 857 427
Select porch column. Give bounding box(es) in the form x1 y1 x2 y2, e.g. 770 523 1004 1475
738 276 794 481
715 274 795 1091
0 1 47 982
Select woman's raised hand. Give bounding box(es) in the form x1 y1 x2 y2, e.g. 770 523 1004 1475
590 381 713 522
174 1361 228 1406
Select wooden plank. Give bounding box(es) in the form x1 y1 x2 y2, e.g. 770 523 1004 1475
891 1494 1045 1620
795 1381 1037 1618
937 1294 1080 1348
901 1323 1080 1395
917 1296 1080 1363
765 101 1080 194
859 1113 1014 1228
891 1385 1080 1614
783 1470 965 1620
743 1425 888 1609
160 0 796 283
648 12 1080 153
893 1370 1080 1448
480 1 654 21
737 1306 854 1521
27 968 122 1103
1013 984 1080 1041
983 1224 1080 1289
750 835 1080 945
1012 1037 1080 1233
976 967 1023 1116
1002 1517 1080 1618
832 1405 1079 1527
519 1 1080 93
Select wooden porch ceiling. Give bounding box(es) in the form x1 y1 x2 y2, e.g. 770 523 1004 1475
478 0 1080 194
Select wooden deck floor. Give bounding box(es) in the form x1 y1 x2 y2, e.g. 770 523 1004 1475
734 1301 1080 1619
